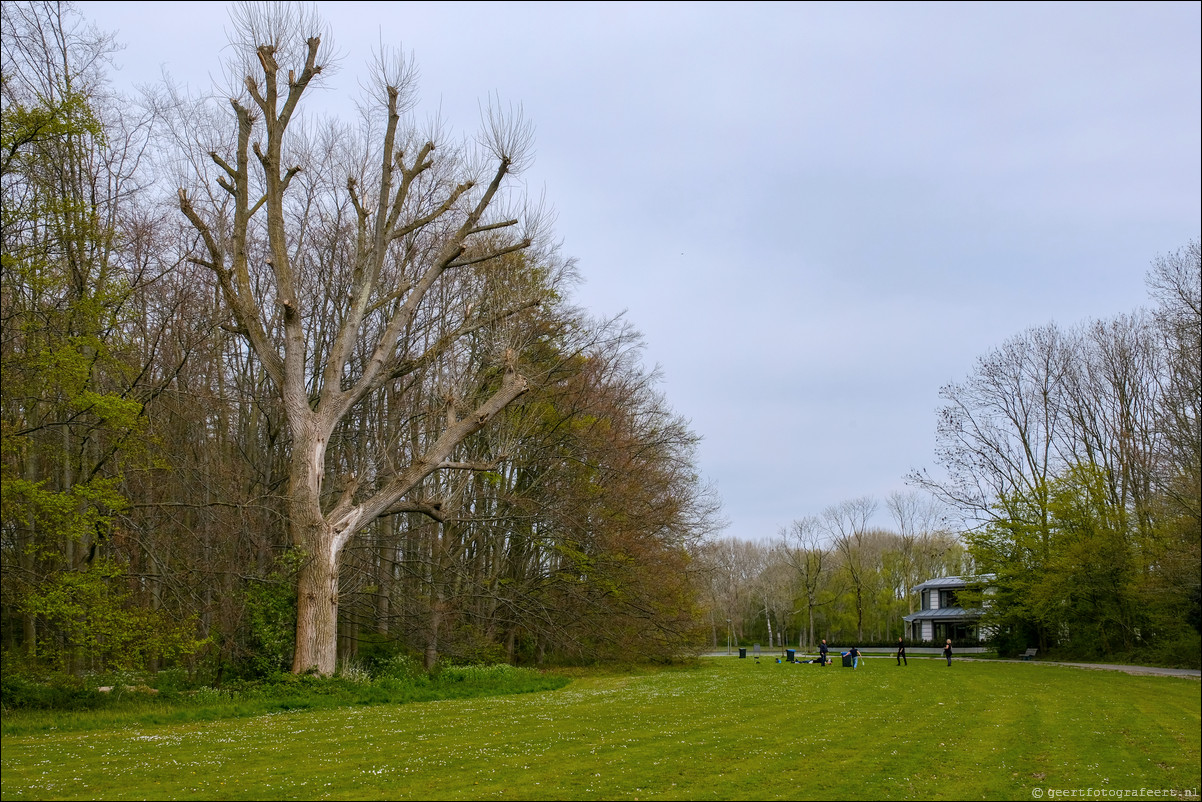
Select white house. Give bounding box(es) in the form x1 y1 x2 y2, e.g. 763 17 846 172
903 575 994 643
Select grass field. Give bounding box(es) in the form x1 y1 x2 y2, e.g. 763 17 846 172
1 656 1198 801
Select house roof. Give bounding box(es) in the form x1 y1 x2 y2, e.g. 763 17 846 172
903 606 984 622
911 574 995 592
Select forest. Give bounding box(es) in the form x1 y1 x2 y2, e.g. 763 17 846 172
3 1 1198 685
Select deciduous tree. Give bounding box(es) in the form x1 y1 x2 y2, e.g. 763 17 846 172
176 4 561 674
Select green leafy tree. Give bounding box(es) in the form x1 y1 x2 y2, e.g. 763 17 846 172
1 1 199 672
1040 464 1139 656
971 463 1167 660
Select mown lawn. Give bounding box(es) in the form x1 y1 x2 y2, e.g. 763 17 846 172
1 656 1198 801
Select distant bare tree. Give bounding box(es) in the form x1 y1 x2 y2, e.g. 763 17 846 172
885 491 946 612
909 324 1074 548
777 516 831 648
822 496 877 642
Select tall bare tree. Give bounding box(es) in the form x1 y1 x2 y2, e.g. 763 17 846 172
1144 241 1201 643
909 324 1073 544
1146 241 1201 529
176 4 559 673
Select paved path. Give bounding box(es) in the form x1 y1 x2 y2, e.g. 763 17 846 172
977 659 1201 679
703 651 1200 679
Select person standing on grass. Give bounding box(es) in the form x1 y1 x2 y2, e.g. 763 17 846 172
944 638 953 666
819 639 829 666
850 645 862 669
896 637 907 666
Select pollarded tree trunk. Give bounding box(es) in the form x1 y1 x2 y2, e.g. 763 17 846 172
293 531 341 674
289 444 355 674
280 364 526 673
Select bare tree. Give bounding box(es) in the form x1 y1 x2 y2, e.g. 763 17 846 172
750 556 796 649
176 4 559 673
909 324 1073 543
1146 241 1201 527
777 516 831 649
1144 241 1201 643
1059 315 1162 543
885 491 946 613
822 496 877 642
694 536 770 648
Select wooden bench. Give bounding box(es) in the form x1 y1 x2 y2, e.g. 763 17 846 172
1020 648 1038 661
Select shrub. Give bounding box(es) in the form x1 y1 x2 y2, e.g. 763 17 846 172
375 653 423 682
19 560 208 674
242 552 302 677
1 673 106 711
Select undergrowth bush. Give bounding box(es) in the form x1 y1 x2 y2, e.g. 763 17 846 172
1 673 106 710
1 658 571 734
374 653 423 681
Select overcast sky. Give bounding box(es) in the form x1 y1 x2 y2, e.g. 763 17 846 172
79 1 1202 540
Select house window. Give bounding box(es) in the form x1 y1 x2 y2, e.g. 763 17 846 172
935 622 976 642
939 589 959 608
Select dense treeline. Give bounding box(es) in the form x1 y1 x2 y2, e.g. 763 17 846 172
1 1 719 679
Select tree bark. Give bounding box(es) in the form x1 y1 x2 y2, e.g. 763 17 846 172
292 528 341 674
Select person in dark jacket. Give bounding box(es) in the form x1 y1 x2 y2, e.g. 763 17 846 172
849 646 862 669
819 639 829 666
896 637 907 666
944 638 953 666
